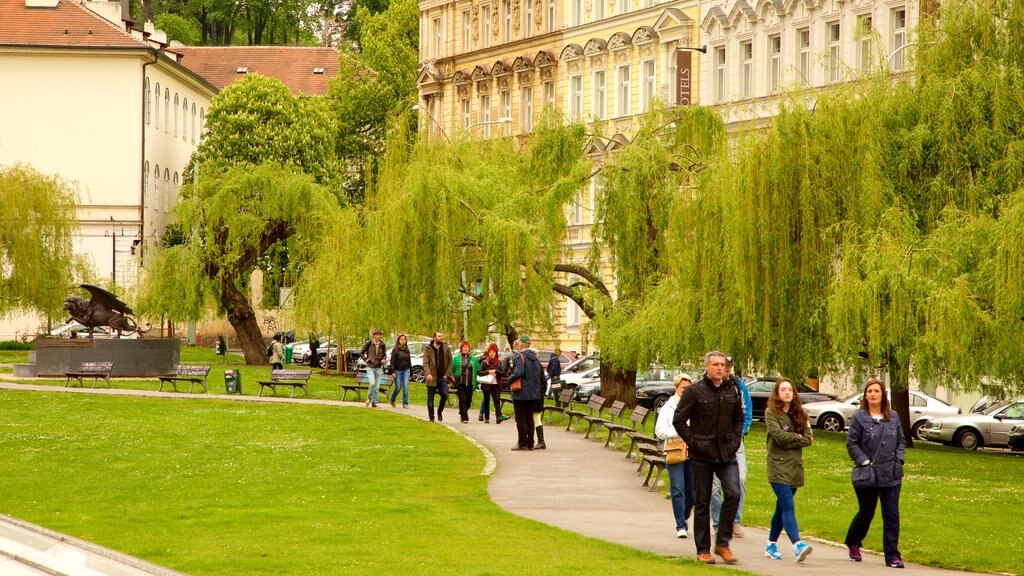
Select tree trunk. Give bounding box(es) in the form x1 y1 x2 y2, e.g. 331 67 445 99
887 356 914 448
221 277 267 365
503 324 518 351
600 364 637 407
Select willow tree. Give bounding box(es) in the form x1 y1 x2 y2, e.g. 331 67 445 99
0 164 87 316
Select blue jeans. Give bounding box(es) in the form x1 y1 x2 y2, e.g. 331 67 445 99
691 458 741 552
367 367 384 404
667 460 695 531
769 483 802 543
390 369 410 406
847 484 902 563
712 439 746 527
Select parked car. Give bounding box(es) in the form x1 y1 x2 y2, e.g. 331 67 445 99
563 366 601 402
562 354 599 375
805 390 961 439
1008 425 1024 452
920 400 1024 450
746 378 837 421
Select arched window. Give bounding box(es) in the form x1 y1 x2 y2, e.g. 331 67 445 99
191 103 197 145
143 161 149 198
153 164 161 208
173 94 179 138
154 83 161 129
164 89 169 133
172 172 180 211
199 108 205 140
182 98 189 142
144 78 151 125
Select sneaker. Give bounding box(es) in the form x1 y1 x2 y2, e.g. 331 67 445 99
765 542 782 560
888 558 905 569
479 415 484 421
403 404 409 409
794 541 812 563
676 528 688 539
713 546 738 565
848 545 862 562
732 524 744 538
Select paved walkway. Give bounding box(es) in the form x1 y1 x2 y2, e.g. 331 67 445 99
0 381 991 576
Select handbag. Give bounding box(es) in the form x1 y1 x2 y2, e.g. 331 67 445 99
664 439 688 465
851 434 883 488
507 353 527 393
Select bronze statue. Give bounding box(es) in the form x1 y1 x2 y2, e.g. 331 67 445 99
63 284 150 338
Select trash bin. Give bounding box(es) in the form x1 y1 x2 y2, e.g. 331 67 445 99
284 345 293 365
225 369 242 394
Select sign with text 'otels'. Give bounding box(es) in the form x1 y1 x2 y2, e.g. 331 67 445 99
676 50 693 105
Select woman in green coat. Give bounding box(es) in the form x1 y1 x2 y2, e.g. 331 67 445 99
764 378 814 563
451 341 480 424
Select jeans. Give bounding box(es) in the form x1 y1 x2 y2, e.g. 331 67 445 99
667 460 695 531
768 483 802 543
478 385 502 420
456 383 474 422
426 378 449 421
846 484 902 562
513 400 536 447
366 367 384 404
712 439 746 527
691 458 741 553
390 369 410 406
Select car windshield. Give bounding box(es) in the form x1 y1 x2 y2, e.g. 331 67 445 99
407 342 427 356
984 400 1015 415
747 380 774 393
638 368 674 382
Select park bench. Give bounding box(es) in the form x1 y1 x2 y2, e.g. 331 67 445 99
158 365 211 394
565 393 598 431
64 361 113 388
583 399 625 441
542 388 576 424
340 371 394 402
603 404 653 450
624 406 659 460
257 369 312 398
639 451 668 492
570 395 607 434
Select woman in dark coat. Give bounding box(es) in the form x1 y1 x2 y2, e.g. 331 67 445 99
478 343 505 423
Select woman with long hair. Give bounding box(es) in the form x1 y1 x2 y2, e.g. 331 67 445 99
451 341 479 424
764 378 814 562
478 344 505 423
845 379 906 569
389 334 412 408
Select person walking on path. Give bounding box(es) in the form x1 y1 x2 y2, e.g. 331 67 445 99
656 373 695 539
269 334 285 370
845 379 907 569
452 341 480 424
360 329 388 408
546 348 562 396
423 332 453 423
711 357 752 538
764 378 814 563
507 336 544 451
389 334 412 408
308 335 319 368
479 344 505 423
673 350 744 565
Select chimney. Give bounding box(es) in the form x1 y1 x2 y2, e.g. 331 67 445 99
25 0 60 7
120 0 133 25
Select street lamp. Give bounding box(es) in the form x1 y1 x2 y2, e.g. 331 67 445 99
886 41 932 72
411 103 447 140
466 116 512 138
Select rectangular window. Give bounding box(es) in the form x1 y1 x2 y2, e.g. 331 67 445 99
769 35 781 94
482 6 491 47
544 81 555 106
715 47 727 103
570 75 583 119
829 22 841 83
462 11 471 52
572 0 582 26
547 0 556 32
594 0 604 20
501 90 511 135
480 94 492 138
742 41 753 97
570 190 583 225
521 86 533 132
641 59 655 112
644 0 655 6
433 18 442 59
858 15 873 72
799 28 811 84
892 8 907 71
617 64 631 116
503 0 511 43
524 0 533 37
618 0 629 16
593 70 606 120
589 175 602 224
566 296 581 327
461 99 471 129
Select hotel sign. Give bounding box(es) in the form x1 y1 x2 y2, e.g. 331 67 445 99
676 50 693 105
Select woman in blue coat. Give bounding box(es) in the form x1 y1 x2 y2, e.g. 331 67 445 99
845 379 906 569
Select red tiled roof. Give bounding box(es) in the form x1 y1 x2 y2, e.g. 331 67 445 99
0 0 145 48
172 46 340 96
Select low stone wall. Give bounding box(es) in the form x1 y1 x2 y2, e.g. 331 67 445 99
33 338 180 377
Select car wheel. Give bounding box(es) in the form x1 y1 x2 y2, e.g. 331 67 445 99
819 413 844 432
317 353 327 369
653 395 670 412
954 428 982 450
911 420 927 441
411 366 425 383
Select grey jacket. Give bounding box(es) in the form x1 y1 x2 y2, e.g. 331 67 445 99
847 410 906 488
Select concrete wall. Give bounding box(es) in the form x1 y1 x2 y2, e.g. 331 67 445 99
34 338 180 377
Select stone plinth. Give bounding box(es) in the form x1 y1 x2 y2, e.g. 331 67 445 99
33 338 180 377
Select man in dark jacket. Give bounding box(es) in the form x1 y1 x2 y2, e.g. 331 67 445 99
423 332 453 423
507 336 544 451
673 350 744 565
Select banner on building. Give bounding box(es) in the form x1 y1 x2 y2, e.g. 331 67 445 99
676 50 693 106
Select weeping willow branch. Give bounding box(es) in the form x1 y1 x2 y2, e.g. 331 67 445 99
553 263 611 297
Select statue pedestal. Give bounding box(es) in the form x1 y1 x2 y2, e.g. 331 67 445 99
33 338 181 377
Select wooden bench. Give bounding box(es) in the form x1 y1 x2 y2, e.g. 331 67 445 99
583 399 625 441
624 406 660 461
258 369 312 398
542 388 576 423
640 452 668 492
158 365 211 394
570 395 606 434
602 403 651 448
565 393 598 431
64 361 113 388
340 371 394 402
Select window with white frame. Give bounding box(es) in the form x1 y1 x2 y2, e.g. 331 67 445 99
164 89 169 133
617 64 631 116
544 81 555 106
715 47 727 103
502 0 511 43
547 0 555 32
572 0 582 26
461 99 471 128
589 174 602 224
482 6 491 47
143 162 149 198
521 86 533 132
892 8 906 71
433 17 442 58
182 98 188 141
618 0 629 16
154 82 160 129
642 59 655 112
144 78 151 124
644 0 654 6
163 169 170 211
173 94 179 137
595 0 604 19
566 296 581 327
501 90 511 134
153 165 160 206
829 22 841 83
462 10 471 52
798 28 811 84
593 70 606 120
524 0 533 37
199 107 205 139
480 94 492 137
570 74 583 119
191 103 196 145
769 35 781 94
742 41 753 97
858 15 873 72
570 189 583 225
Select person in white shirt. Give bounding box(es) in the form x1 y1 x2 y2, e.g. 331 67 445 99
656 373 695 538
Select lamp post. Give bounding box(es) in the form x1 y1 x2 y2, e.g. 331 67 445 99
886 41 931 71
411 102 447 141
466 116 512 138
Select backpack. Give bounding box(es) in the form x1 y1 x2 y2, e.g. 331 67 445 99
266 343 274 357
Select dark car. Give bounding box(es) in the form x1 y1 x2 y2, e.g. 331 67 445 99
1009 425 1024 452
744 378 837 421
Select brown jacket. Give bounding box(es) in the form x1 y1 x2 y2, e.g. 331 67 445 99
423 340 453 387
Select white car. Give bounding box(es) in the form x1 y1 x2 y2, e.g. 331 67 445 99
805 390 961 439
921 400 1024 450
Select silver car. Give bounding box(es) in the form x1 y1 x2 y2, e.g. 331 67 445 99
920 400 1024 450
805 390 960 439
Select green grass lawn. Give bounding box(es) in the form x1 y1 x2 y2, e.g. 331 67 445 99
0 390 740 576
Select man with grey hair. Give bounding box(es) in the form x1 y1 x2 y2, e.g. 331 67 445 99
673 351 745 565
